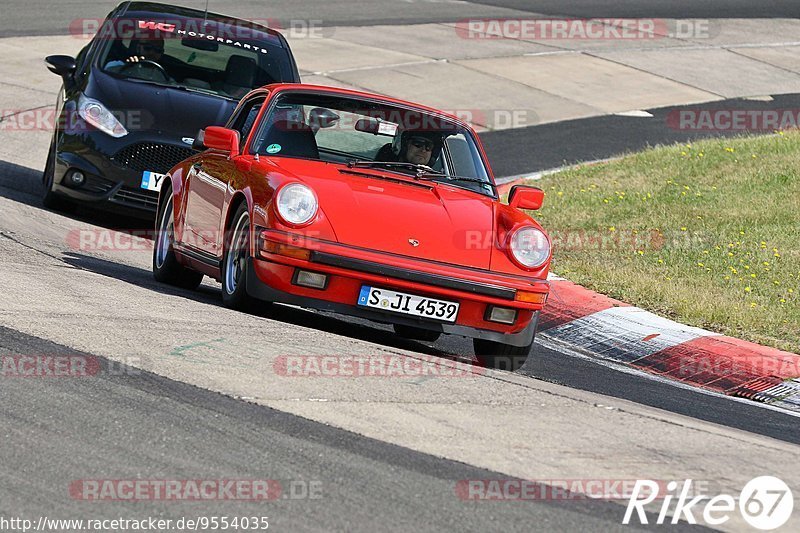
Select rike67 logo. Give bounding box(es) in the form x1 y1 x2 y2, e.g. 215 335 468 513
624 477 793 530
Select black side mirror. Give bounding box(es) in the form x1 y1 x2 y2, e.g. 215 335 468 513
192 129 206 151
44 55 77 79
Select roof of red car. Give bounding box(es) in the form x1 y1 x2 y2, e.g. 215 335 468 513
255 83 473 130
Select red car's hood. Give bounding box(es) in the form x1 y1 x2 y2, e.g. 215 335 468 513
268 159 495 269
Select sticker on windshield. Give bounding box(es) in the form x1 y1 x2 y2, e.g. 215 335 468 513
266 143 282 154
378 122 398 136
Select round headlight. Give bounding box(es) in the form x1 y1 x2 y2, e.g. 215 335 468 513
276 183 318 226
509 227 550 269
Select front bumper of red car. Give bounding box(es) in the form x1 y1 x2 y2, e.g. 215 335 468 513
246 228 550 346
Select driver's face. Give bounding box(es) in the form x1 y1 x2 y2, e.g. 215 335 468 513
136 40 164 61
404 137 434 165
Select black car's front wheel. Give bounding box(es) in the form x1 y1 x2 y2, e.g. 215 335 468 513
153 191 204 290
41 138 73 211
473 338 533 372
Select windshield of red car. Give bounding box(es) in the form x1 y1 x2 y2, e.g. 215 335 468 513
252 92 494 195
97 17 293 99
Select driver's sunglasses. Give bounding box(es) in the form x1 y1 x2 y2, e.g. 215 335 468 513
140 44 164 53
409 139 434 151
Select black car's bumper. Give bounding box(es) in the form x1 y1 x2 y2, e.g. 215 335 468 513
51 129 196 218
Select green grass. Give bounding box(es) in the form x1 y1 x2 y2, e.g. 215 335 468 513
530 131 800 353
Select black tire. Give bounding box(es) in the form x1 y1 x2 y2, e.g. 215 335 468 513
41 138 74 212
393 324 441 342
152 190 204 290
221 203 260 311
473 338 533 371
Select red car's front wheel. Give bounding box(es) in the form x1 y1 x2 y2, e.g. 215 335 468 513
222 204 262 311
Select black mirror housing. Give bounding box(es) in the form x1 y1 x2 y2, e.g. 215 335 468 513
44 55 77 78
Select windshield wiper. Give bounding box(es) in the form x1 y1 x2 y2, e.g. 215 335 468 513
121 78 235 99
416 169 495 187
347 160 436 176
347 160 495 189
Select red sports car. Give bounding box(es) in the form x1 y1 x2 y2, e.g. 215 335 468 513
152 83 551 370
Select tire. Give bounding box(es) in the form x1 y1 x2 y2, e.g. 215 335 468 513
152 190 204 290
221 203 260 311
41 138 74 212
393 324 441 342
473 338 534 371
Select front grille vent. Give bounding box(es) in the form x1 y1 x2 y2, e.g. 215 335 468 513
112 143 194 174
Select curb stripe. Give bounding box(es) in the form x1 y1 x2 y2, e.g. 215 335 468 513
732 378 800 411
538 276 800 413
731 376 785 399
540 279 629 331
759 379 800 410
543 306 715 363
633 335 800 394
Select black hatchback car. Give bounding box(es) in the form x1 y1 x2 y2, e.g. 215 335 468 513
42 1 301 217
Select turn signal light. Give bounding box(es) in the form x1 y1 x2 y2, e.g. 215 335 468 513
262 241 311 261
515 291 548 304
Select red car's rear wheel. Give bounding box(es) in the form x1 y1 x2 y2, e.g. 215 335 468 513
153 191 204 290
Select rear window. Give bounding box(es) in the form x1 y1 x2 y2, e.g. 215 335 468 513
97 18 296 99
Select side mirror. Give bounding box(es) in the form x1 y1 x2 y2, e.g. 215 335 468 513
44 55 77 79
508 185 544 210
203 126 240 157
354 118 379 134
308 107 340 131
192 129 206 151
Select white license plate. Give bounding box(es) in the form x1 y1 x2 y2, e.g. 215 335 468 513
357 286 459 323
140 171 167 192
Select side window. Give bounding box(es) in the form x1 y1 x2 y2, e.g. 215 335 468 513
228 96 266 151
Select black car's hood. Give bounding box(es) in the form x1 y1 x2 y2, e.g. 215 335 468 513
86 70 236 138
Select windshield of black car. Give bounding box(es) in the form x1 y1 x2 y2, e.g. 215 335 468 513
251 92 494 196
97 20 293 99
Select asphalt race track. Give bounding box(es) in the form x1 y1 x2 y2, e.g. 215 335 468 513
483 93 800 177
4 326 668 532
1 1 799 531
